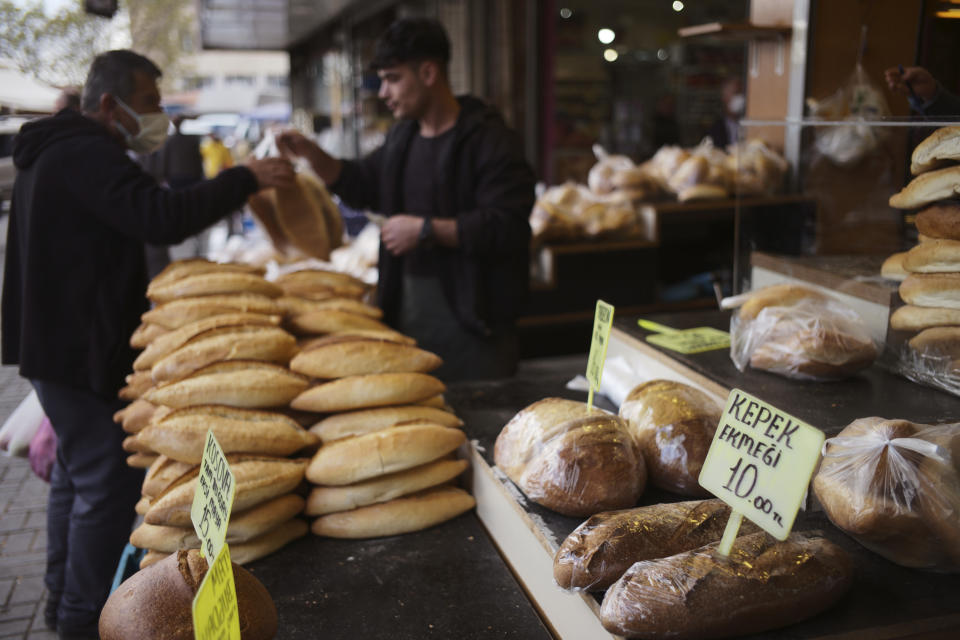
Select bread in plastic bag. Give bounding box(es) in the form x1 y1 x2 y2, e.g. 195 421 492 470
493 397 646 517
529 181 647 242
724 284 877 380
813 417 960 572
553 498 762 592
587 144 637 195
724 138 789 196
599 531 854 639
618 380 721 496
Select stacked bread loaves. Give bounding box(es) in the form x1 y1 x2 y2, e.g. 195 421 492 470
117 259 324 567
886 128 960 386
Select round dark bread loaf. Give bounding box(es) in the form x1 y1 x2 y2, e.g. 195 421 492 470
600 532 854 639
916 202 960 241
99 548 277 639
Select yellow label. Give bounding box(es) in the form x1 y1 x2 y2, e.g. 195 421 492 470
698 388 824 540
192 544 241 640
585 300 615 407
190 430 236 561
646 327 730 354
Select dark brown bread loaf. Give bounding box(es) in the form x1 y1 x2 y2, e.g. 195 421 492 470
99 548 277 639
554 499 761 591
600 532 854 639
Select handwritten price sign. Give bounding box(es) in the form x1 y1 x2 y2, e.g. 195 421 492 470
585 300 615 410
192 544 241 640
699 389 823 552
191 431 236 561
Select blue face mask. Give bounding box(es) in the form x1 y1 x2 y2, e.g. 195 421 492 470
113 97 170 153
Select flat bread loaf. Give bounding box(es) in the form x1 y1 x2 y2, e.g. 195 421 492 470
889 165 960 209
309 404 463 443
902 238 960 273
306 422 465 485
889 305 960 331
288 309 390 336
143 360 309 409
291 372 445 413
306 458 468 515
310 486 475 538
911 125 960 175
915 203 960 241
290 337 441 378
899 273 960 309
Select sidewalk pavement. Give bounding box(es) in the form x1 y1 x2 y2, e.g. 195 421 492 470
0 366 54 640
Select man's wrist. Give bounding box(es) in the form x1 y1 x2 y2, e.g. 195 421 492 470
418 216 434 249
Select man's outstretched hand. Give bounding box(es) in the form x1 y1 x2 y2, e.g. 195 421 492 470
246 157 296 190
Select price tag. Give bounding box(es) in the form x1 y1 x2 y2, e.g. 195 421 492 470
191 543 241 640
698 389 824 553
190 430 236 561
585 300 615 410
638 318 730 354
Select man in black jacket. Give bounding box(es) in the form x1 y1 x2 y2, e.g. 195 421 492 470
1 50 293 639
278 17 535 381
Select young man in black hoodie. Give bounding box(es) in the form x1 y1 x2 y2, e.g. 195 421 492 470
278 17 535 381
1 50 293 639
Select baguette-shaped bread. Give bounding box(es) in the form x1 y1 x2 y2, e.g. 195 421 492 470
554 500 761 591
117 399 169 434
273 176 332 260
150 325 297 383
138 405 318 464
288 309 389 336
290 337 441 378
300 170 344 251
142 456 195 499
299 328 415 348
142 294 282 330
306 423 465 485
118 371 153 401
276 269 367 300
311 486 475 538
144 455 308 527
899 273 960 309
130 322 167 349
136 496 152 515
143 360 309 409
122 434 152 454
309 405 463 443
890 305 960 331
306 458 468 515
101 549 277 640
134 312 283 371
599 532 853 639
148 259 264 293
902 238 960 273
126 453 158 468
889 165 960 209
247 190 289 254
276 296 382 319
292 372 445 413
915 203 960 241
131 494 305 551
911 125 960 174
881 251 909 281
148 272 283 304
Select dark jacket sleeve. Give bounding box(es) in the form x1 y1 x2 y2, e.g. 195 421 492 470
59 136 258 245
330 145 384 211
456 127 535 257
911 83 960 117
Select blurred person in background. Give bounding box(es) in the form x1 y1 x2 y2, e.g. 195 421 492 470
884 65 960 116
1 49 293 639
708 76 745 148
278 17 535 381
200 131 234 178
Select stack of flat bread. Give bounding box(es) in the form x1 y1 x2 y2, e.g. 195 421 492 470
117 259 324 567
886 127 960 379
289 336 475 539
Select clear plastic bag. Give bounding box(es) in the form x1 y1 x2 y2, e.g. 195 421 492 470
812 417 960 572
493 398 646 517
724 284 878 380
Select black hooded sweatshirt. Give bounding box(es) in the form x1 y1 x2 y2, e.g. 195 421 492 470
332 95 535 336
2 109 258 397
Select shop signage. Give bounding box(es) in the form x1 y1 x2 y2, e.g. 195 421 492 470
698 388 824 555
638 318 730 354
586 299 615 410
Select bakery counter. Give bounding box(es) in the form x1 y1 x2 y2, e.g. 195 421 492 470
446 342 960 639
243 509 552 639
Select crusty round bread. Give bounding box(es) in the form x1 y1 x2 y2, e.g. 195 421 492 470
915 203 960 241
291 372 445 413
619 380 720 496
889 305 960 331
899 273 960 309
305 423 466 486
902 238 960 273
889 165 960 209
310 486 475 539
908 326 960 358
100 548 277 640
289 337 441 379
309 404 462 443
910 125 960 175
141 294 283 331
306 458 468 516
881 252 909 281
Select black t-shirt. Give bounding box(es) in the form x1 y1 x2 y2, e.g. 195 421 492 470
402 128 455 275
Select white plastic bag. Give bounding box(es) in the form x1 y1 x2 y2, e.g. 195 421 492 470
0 390 45 458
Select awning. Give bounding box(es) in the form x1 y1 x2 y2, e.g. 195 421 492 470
0 61 60 113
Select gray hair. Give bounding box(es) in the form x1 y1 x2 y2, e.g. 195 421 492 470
81 50 162 112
